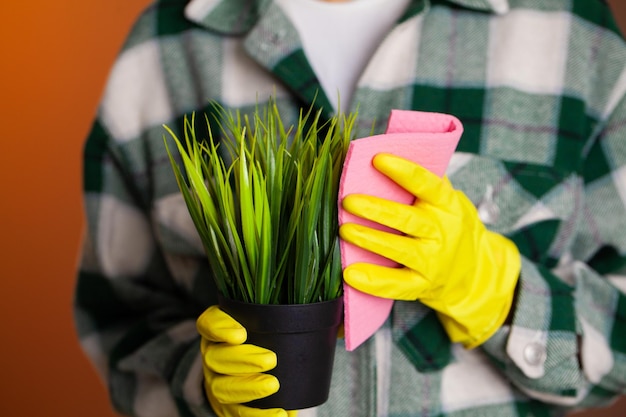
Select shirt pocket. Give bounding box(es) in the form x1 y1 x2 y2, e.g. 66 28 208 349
446 152 582 268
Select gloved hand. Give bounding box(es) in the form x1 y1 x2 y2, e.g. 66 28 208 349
339 153 521 348
197 306 298 417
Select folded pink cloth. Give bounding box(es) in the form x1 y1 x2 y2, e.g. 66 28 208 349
338 110 463 351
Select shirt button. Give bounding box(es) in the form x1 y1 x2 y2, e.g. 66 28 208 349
523 343 546 366
477 185 500 225
259 30 284 52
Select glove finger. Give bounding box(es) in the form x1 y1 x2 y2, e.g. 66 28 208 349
210 373 280 404
372 153 455 206
238 405 295 417
342 194 439 237
205 343 277 374
339 223 429 270
343 263 430 300
220 404 295 417
197 305 247 344
205 378 291 417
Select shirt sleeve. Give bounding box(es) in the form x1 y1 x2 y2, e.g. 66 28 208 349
72 0 226 413
75 113 218 416
482 84 626 410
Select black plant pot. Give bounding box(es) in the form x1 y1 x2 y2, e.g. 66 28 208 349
218 295 344 410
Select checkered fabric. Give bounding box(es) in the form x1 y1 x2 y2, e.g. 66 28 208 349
75 0 626 416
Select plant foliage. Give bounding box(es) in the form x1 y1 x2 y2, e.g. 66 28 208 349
164 100 357 304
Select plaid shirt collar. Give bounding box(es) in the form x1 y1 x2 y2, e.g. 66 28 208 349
185 0 510 34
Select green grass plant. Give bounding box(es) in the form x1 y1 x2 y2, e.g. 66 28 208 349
164 100 357 305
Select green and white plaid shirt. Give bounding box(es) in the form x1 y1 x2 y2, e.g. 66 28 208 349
75 0 626 416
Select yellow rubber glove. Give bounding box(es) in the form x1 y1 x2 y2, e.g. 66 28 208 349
339 153 521 348
197 306 298 417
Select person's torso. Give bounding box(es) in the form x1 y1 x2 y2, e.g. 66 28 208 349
100 0 626 414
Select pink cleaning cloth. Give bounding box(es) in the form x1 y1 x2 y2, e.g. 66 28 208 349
339 110 463 351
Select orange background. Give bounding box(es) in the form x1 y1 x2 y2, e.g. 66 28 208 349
0 1 625 416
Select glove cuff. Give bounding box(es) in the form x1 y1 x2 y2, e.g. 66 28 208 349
441 233 521 349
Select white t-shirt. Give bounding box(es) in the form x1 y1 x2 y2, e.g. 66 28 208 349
275 0 411 111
